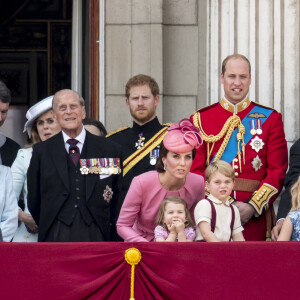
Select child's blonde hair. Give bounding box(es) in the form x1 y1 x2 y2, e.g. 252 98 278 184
290 175 300 211
156 196 194 228
205 160 235 182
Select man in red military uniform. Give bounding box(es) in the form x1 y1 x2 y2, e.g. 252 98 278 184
190 54 288 240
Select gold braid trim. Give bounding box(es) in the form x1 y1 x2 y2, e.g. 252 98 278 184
193 112 244 166
248 183 278 215
105 126 129 138
123 126 169 176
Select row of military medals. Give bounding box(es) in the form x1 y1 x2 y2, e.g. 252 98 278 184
250 119 262 136
79 158 121 175
249 119 264 172
135 133 159 166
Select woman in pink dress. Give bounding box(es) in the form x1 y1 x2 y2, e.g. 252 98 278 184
117 119 205 242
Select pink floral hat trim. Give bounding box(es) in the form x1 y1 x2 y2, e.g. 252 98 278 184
163 118 203 153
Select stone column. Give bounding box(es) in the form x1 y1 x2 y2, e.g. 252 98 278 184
204 0 300 145
105 0 163 132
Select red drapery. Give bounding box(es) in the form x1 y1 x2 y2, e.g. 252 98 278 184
0 242 298 300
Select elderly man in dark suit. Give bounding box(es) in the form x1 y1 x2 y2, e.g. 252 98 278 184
28 89 122 242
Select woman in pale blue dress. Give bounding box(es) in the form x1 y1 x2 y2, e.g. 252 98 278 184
11 96 61 242
278 175 300 241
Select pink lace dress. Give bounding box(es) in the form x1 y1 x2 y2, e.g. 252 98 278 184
154 225 195 241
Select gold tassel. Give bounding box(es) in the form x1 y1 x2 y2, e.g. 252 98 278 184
125 248 142 300
238 123 246 165
236 132 242 172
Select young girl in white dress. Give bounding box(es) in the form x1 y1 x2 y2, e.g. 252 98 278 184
278 175 300 241
154 196 195 242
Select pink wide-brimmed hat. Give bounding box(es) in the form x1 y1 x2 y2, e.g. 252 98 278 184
163 118 203 153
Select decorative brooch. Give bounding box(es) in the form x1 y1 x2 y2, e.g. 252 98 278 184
250 136 264 153
103 185 113 203
80 166 89 175
135 133 145 149
251 155 263 172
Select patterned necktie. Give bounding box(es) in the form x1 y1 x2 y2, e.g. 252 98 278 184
67 139 80 166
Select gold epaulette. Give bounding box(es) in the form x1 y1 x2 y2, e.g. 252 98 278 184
106 126 130 138
248 183 278 215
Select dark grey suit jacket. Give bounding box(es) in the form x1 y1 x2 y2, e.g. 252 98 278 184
27 131 122 242
0 136 20 167
277 138 300 220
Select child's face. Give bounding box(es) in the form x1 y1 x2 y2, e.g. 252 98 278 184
206 171 234 202
163 202 186 226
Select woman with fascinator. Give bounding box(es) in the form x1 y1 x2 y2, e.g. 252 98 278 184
117 119 205 242
11 96 61 242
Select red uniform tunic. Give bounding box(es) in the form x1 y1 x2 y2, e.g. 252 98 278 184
190 98 288 240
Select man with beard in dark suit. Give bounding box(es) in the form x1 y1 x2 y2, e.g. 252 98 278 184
28 89 122 242
107 74 169 198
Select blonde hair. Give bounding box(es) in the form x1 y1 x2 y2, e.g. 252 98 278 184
290 175 300 211
205 160 235 182
156 196 194 228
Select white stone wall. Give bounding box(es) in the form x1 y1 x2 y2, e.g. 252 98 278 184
163 0 199 123
105 0 164 131
105 0 300 146
206 0 300 146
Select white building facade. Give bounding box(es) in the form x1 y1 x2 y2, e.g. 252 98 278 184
102 0 299 148
2 0 298 149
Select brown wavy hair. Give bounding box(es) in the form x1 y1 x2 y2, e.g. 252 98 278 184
155 141 196 173
24 116 43 148
156 196 194 228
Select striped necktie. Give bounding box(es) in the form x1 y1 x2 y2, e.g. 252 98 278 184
67 139 80 166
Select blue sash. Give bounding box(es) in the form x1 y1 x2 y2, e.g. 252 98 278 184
212 105 273 163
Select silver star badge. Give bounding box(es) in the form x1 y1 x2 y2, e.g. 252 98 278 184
251 155 263 172
250 136 265 153
135 141 144 149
